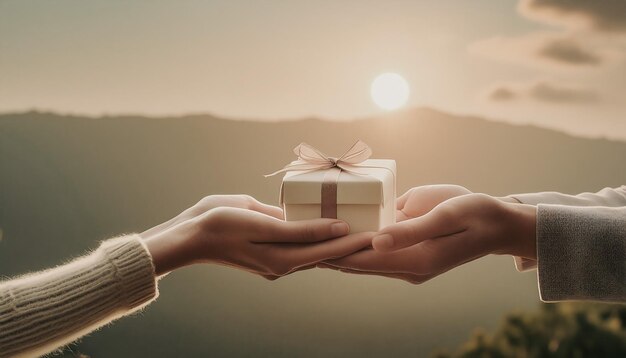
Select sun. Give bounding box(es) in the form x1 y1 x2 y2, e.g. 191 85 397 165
370 73 410 111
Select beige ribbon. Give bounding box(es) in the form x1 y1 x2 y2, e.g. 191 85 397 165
266 140 374 219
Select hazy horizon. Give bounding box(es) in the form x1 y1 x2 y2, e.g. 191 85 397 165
4 105 626 143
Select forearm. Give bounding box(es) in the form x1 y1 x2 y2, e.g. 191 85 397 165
0 235 158 357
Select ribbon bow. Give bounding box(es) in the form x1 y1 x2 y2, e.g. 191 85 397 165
265 140 373 177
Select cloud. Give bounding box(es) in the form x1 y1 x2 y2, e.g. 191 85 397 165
537 38 601 65
519 0 626 32
488 87 518 101
485 81 599 104
529 81 599 103
469 32 606 68
470 1 626 70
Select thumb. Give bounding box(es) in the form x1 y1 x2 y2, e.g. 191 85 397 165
372 206 463 252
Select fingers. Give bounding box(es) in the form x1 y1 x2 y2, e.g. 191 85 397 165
317 263 432 284
322 242 454 275
395 210 411 222
246 197 284 220
251 232 373 277
396 188 414 210
372 206 466 252
142 195 267 238
262 263 317 281
323 248 415 273
395 190 415 222
284 231 375 264
143 194 284 241
252 202 284 220
329 225 491 278
270 232 375 273
261 218 351 243
206 207 348 245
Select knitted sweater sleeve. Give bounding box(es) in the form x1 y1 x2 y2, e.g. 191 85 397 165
0 234 158 357
507 186 626 302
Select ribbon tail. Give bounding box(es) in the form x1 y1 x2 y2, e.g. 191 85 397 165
265 161 333 177
265 167 296 177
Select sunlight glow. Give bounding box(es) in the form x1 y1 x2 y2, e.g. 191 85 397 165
370 73 410 111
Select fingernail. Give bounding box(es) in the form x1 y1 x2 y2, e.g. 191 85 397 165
373 234 394 250
331 222 350 236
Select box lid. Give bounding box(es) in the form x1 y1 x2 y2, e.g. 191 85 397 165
281 159 396 205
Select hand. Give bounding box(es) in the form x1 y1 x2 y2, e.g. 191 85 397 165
395 184 472 221
320 188 536 284
140 194 284 239
319 185 472 283
141 195 373 279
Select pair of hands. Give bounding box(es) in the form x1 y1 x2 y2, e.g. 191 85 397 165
141 185 536 284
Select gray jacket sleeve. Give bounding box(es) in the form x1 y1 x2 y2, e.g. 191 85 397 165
508 186 626 302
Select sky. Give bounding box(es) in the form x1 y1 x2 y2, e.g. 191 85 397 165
1 0 626 139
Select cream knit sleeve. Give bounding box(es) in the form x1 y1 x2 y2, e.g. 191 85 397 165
0 234 158 358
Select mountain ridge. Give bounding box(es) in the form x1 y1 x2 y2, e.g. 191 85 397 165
2 106 622 144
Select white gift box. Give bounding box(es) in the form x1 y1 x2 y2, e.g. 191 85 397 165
280 159 396 233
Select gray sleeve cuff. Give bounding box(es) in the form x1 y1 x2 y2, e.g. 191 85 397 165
536 204 626 302
507 186 626 274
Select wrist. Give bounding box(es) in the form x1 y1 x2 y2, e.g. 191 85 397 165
142 220 204 276
503 202 537 259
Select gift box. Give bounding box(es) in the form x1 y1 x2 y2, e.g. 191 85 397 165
267 141 396 233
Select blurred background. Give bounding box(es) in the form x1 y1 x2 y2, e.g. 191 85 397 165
1 1 625 357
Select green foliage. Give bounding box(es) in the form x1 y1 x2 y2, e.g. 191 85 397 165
435 303 626 358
